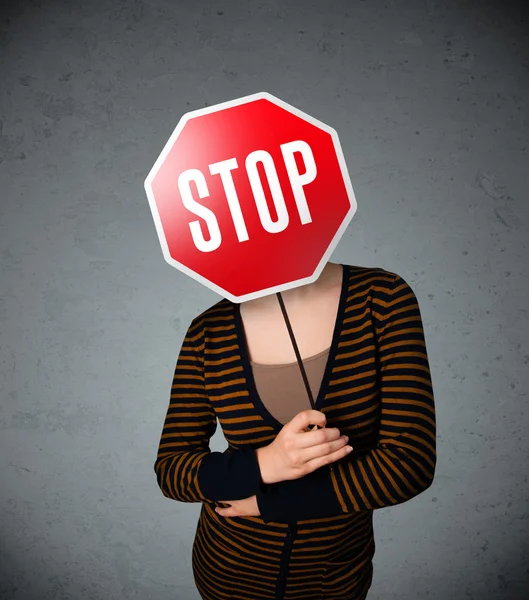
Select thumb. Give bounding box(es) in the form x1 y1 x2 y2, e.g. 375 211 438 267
291 409 327 433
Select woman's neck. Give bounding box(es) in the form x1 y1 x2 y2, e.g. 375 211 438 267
241 261 342 311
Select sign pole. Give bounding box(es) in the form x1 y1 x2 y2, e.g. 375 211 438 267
276 292 321 431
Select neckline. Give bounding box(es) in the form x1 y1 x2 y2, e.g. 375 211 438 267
233 264 349 433
250 345 330 368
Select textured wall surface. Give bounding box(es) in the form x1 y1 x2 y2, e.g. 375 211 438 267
1 0 528 599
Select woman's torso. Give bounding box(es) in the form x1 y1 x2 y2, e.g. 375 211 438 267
192 264 389 600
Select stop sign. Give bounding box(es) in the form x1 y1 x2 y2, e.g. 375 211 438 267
144 92 357 303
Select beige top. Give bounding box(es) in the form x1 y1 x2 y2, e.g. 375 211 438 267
250 347 330 425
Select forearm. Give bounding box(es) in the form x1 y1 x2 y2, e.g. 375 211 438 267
256 441 436 524
254 444 344 524
155 445 263 503
256 462 341 523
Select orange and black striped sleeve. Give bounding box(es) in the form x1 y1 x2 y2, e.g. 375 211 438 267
256 274 437 523
153 316 262 504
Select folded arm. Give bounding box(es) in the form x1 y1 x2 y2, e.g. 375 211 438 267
256 274 437 523
153 316 263 503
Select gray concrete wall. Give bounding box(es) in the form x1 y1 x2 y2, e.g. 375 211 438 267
1 0 528 598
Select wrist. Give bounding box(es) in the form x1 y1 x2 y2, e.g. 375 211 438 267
256 446 276 485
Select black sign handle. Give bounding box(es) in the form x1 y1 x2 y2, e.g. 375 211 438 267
276 291 321 431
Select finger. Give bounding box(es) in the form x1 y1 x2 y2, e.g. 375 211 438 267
305 442 353 472
291 410 327 433
302 435 352 462
296 426 344 450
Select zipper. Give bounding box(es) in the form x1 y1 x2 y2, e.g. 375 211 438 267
275 521 297 599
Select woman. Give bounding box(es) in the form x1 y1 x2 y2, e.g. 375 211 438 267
154 261 437 600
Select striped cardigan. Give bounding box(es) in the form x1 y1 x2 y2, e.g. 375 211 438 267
154 265 437 600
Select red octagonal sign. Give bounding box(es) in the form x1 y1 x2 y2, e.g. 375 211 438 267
144 92 357 303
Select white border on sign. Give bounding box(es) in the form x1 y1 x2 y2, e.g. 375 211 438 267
144 91 357 304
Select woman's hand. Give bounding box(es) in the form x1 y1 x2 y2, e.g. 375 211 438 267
257 409 352 485
215 495 261 517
